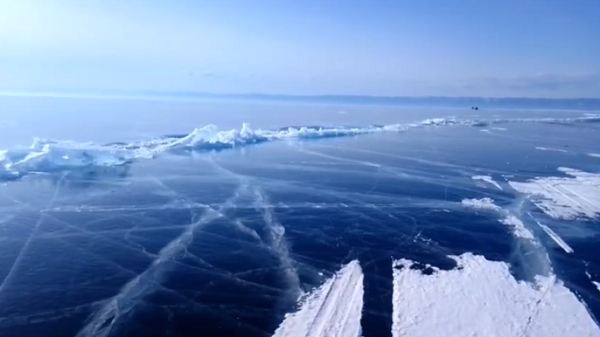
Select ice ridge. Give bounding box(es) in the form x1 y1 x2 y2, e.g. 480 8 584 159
1 114 598 181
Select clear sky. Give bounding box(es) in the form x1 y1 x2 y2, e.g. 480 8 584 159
1 0 600 97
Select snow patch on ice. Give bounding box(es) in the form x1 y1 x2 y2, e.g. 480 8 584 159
594 281 600 294
509 167 600 220
460 197 537 242
461 197 501 211
535 220 574 254
588 153 600 158
392 253 600 337
500 215 535 240
272 260 364 337
535 146 568 153
472 175 503 190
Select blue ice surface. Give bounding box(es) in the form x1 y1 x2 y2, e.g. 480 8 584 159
0 95 599 337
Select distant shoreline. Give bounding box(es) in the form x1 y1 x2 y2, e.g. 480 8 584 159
1 90 600 110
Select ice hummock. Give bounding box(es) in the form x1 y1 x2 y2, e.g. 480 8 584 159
0 123 401 180
1 113 599 181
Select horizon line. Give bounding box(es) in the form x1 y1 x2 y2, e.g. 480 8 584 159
1 89 600 103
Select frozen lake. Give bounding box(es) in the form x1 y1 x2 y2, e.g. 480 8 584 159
0 96 599 337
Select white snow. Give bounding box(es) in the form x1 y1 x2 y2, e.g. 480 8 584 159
535 221 574 254
461 197 501 211
499 215 535 240
509 167 600 220
594 281 600 294
535 146 568 153
472 175 503 190
392 253 600 337
589 153 600 158
272 260 364 337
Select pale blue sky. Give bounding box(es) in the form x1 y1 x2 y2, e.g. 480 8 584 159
1 0 599 97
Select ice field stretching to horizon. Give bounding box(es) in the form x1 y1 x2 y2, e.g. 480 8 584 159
1 96 600 337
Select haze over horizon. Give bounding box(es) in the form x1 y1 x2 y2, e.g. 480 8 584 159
2 0 600 98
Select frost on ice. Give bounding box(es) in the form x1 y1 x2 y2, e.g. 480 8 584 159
392 253 600 337
272 260 364 337
509 167 600 220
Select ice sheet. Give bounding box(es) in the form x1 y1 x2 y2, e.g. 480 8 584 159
392 253 600 337
272 260 364 337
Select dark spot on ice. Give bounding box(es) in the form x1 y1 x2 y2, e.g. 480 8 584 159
422 266 435 275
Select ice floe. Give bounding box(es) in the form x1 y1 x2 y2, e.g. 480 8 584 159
392 253 600 337
472 175 503 190
461 197 501 211
272 260 364 337
535 220 574 254
509 167 600 220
